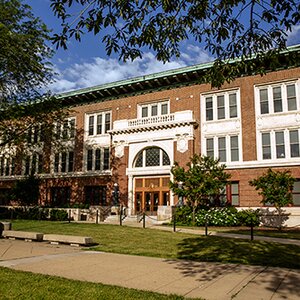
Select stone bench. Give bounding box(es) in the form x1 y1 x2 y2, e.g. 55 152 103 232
2 230 43 242
43 234 94 247
0 222 11 231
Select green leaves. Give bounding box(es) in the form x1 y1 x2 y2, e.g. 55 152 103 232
50 0 300 87
249 168 296 209
170 154 231 207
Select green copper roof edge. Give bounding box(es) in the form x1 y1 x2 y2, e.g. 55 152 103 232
57 44 300 99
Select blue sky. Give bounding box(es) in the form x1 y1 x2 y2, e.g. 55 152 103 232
25 0 300 94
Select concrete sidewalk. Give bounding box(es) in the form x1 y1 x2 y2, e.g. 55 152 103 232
1 239 300 300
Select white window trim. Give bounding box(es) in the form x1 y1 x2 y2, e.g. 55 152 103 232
138 100 170 119
84 147 110 172
254 80 299 116
257 128 300 161
85 111 111 137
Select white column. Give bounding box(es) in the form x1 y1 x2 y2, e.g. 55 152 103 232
127 175 134 215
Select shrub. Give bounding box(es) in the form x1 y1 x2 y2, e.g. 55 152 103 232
237 209 260 227
50 209 68 221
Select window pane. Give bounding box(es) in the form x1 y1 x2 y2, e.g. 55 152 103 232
54 153 59 173
231 195 239 206
229 93 237 118
218 137 226 162
287 84 297 111
87 149 93 171
293 181 300 206
62 121 68 139
262 133 271 159
88 116 94 136
142 107 148 118
259 88 269 114
217 95 225 120
290 130 300 157
95 149 101 170
161 103 168 115
146 148 160 166
151 105 158 116
103 148 110 170
230 136 239 161
134 152 143 167
68 152 74 172
105 113 111 133
206 97 213 121
96 114 102 135
162 150 170 166
206 138 214 158
275 131 285 158
273 86 282 112
61 152 67 172
38 154 43 174
70 119 76 138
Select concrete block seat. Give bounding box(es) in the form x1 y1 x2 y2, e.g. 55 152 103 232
2 230 43 242
43 234 94 247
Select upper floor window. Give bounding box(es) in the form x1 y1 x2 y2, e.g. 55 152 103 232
53 150 74 173
0 156 15 177
260 129 300 160
27 125 42 144
139 101 169 118
204 90 239 122
87 112 111 136
205 135 240 163
23 153 43 175
292 180 300 206
86 147 110 172
257 82 298 115
134 147 170 168
55 118 76 140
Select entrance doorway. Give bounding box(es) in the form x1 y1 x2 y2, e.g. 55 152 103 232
134 177 170 215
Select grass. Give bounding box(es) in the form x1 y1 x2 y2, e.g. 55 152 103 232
8 220 300 269
0 267 200 300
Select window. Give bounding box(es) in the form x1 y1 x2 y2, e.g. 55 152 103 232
53 151 74 173
87 112 111 136
204 90 239 121
230 136 239 162
262 132 271 160
218 137 226 162
206 138 214 158
85 186 107 206
139 101 169 118
86 147 110 171
134 147 170 168
27 125 42 144
292 180 300 206
275 131 285 158
260 129 300 160
23 153 43 175
290 130 300 158
257 82 298 115
227 182 239 206
0 156 15 177
51 187 70 207
55 118 76 140
205 135 240 163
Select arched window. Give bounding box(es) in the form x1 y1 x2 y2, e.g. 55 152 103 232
134 147 170 168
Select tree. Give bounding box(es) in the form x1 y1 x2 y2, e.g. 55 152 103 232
0 0 67 152
170 155 231 224
51 0 300 87
249 168 295 230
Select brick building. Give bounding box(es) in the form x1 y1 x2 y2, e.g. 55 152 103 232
0 45 300 221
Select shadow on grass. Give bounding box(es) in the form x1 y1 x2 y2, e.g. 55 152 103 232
163 236 300 299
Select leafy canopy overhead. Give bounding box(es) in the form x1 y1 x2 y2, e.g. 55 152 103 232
0 0 66 150
51 0 300 86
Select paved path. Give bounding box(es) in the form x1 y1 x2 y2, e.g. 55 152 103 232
0 239 300 300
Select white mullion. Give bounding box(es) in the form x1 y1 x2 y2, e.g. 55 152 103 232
225 92 229 119
268 85 274 114
213 95 217 121
282 84 288 112
285 129 290 159
270 130 276 160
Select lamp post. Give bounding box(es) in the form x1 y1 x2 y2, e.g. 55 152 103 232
178 181 184 207
112 183 119 206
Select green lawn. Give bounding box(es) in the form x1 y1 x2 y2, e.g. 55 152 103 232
8 220 300 269
0 267 199 300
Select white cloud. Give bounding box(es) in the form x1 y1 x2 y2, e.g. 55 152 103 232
50 48 213 93
287 25 300 45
